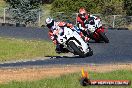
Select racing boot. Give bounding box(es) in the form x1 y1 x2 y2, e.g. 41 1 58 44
55 44 62 54
55 44 69 54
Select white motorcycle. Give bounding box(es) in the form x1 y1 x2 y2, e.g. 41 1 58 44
55 26 93 57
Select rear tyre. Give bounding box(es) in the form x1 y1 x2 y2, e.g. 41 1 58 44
99 32 109 43
68 41 85 57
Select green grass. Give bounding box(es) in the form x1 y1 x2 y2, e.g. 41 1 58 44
0 37 58 62
0 70 132 88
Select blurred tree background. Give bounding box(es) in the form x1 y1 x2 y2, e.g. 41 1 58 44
1 0 132 28
50 0 132 28
51 0 131 16
4 0 41 25
4 0 131 16
124 0 132 16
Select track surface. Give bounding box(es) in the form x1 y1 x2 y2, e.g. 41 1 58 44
0 27 132 68
0 27 49 40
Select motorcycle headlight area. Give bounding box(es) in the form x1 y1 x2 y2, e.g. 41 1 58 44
89 28 95 32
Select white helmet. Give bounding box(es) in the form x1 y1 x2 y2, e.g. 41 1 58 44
45 17 54 28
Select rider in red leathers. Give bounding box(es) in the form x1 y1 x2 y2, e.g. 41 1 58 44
76 7 103 42
76 7 90 42
76 7 101 41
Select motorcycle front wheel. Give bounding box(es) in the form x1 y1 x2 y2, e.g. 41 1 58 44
68 41 86 57
86 47 93 56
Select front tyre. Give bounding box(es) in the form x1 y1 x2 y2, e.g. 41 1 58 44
68 41 86 57
86 47 93 56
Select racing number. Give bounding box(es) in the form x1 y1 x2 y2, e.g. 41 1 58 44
60 35 67 43
60 39 63 42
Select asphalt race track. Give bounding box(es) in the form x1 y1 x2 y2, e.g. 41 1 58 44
0 27 49 40
0 27 132 68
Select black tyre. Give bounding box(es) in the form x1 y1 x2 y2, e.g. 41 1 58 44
99 32 109 43
86 47 93 56
68 41 85 57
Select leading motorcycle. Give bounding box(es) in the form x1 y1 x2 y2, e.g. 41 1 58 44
55 26 93 57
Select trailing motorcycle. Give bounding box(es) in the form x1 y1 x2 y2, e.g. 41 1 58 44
55 26 93 57
85 17 109 43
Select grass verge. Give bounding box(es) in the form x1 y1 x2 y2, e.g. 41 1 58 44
0 37 58 62
0 70 131 88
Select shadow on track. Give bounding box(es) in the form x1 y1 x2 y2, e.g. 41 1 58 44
88 40 107 43
45 55 81 59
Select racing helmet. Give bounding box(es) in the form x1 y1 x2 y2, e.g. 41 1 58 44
78 7 87 20
45 17 54 29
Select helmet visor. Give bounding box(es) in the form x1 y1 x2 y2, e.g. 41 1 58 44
80 13 86 18
47 20 54 28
